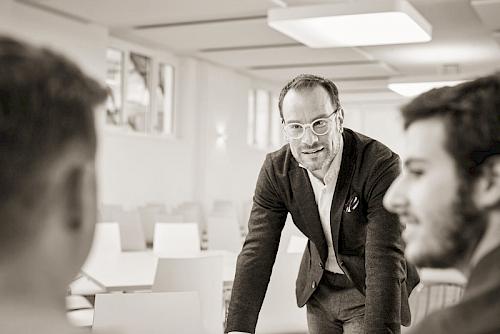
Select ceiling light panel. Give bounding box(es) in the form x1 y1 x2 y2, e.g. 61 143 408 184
268 0 432 47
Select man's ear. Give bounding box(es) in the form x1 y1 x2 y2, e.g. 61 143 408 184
64 166 86 230
336 107 344 133
473 156 500 210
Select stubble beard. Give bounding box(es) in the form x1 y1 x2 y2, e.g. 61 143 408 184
410 180 487 269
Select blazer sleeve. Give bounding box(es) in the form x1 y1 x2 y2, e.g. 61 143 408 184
225 154 288 333
364 150 406 334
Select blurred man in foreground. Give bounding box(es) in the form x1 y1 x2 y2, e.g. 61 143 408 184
384 73 500 333
0 36 106 333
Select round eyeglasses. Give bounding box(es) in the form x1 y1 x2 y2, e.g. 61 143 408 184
283 109 337 140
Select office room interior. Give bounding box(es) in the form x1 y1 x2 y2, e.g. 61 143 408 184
1 0 499 333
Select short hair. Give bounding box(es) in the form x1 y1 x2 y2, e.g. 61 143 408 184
278 74 341 119
401 73 500 180
0 36 106 241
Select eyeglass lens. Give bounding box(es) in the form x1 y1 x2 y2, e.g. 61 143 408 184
285 118 331 139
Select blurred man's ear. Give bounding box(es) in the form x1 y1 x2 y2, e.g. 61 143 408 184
64 166 86 230
58 155 96 233
473 156 500 210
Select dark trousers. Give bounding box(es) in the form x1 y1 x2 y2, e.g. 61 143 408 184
306 271 365 334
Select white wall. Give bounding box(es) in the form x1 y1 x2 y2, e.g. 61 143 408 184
195 62 276 213
1 2 408 214
97 50 200 210
343 101 407 155
0 0 107 81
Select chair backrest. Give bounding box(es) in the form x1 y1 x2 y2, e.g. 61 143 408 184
206 215 242 253
153 222 200 257
255 252 308 334
212 200 238 219
116 210 147 251
152 256 224 334
139 206 173 244
408 268 466 326
98 204 123 223
144 202 167 213
173 201 203 223
92 291 203 334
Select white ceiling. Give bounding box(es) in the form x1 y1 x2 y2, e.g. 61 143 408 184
18 0 500 97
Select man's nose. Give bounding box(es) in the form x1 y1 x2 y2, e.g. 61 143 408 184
301 126 318 146
383 175 408 214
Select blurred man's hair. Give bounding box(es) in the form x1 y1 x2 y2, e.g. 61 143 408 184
0 36 106 244
278 74 341 119
401 73 500 182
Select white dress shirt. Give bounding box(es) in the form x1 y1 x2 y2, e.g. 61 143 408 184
302 137 344 273
228 139 345 334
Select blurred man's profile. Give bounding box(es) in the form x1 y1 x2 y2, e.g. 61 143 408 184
0 36 107 333
383 73 500 334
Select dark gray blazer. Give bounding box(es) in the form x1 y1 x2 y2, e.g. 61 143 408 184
225 129 420 334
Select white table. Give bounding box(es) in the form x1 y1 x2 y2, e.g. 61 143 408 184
80 250 238 293
82 251 158 292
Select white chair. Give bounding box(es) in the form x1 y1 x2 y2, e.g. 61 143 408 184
92 291 204 334
255 252 308 334
404 268 466 331
153 222 201 257
66 295 94 328
212 200 239 220
139 204 169 243
66 295 92 311
173 201 203 224
206 215 242 253
67 309 94 328
116 210 146 251
153 256 224 334
98 204 123 223
144 202 167 213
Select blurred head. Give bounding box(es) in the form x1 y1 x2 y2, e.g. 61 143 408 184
0 37 106 282
383 73 500 268
279 74 344 174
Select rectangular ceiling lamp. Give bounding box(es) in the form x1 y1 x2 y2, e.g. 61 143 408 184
268 0 432 48
388 80 467 97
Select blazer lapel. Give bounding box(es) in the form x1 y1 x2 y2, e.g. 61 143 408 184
330 130 357 255
289 164 328 263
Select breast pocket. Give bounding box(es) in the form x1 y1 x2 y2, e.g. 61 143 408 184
339 192 366 254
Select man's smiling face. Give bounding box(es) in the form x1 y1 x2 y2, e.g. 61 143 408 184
281 86 342 174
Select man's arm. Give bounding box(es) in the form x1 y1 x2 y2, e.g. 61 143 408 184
364 151 406 334
225 154 288 333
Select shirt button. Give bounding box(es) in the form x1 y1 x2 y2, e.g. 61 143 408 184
312 281 316 289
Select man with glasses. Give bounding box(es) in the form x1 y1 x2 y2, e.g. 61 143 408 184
383 73 500 333
226 74 419 334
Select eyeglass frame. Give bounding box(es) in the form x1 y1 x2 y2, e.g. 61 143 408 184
282 108 341 140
